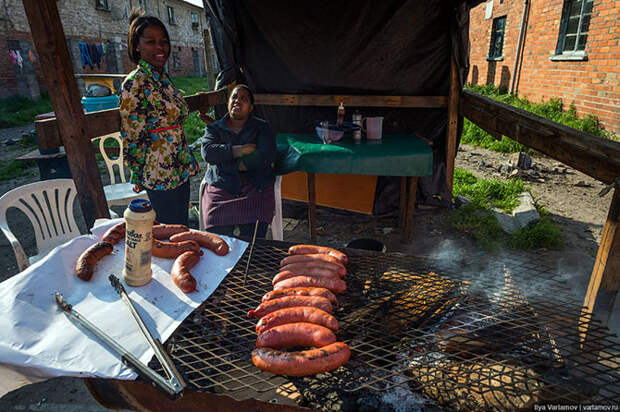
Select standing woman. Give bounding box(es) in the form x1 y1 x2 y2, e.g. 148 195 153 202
200 85 276 238
119 8 199 225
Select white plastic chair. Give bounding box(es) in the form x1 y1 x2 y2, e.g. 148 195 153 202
93 133 148 216
0 179 81 272
198 176 283 240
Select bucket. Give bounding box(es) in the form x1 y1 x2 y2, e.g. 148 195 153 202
81 95 120 113
346 238 386 253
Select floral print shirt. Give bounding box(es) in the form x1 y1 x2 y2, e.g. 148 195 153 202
120 60 199 190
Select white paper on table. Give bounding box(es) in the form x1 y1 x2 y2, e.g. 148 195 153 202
0 218 247 397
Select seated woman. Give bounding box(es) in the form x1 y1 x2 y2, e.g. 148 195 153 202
200 85 276 238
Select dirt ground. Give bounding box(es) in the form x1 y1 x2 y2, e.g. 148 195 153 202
0 123 616 410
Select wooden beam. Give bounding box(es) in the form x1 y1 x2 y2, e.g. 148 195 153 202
445 54 460 198
403 177 418 242
254 94 448 108
460 90 620 184
307 173 317 243
23 0 109 227
581 188 619 336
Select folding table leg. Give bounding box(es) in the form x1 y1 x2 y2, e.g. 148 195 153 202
402 177 418 242
398 177 407 228
307 172 317 242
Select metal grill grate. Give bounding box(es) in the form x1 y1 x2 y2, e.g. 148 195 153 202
148 240 620 410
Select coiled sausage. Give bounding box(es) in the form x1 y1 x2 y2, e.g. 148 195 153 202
256 307 339 335
248 295 333 319
273 275 346 294
100 222 125 245
152 224 189 240
171 250 203 293
75 241 113 281
287 245 348 265
262 287 338 307
152 239 200 259
256 322 336 349
169 231 229 256
251 342 350 376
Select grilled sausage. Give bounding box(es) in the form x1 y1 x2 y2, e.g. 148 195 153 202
100 222 125 245
262 287 339 307
75 241 113 281
170 250 203 293
279 263 345 278
256 307 339 335
169 231 229 256
256 322 336 349
251 342 351 376
273 275 347 294
272 270 339 286
287 245 348 265
280 253 345 268
152 224 189 240
248 295 333 319
152 239 200 259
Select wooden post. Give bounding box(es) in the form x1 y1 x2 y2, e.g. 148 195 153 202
581 188 620 336
446 54 460 200
307 173 317 242
23 0 109 228
398 177 407 228
402 177 418 242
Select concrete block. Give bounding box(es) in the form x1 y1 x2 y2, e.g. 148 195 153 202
513 192 540 228
492 208 519 234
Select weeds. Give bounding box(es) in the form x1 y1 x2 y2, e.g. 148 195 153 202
462 84 616 152
449 168 563 251
0 94 53 128
0 160 36 180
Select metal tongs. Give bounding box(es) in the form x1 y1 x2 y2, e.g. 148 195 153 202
54 274 186 399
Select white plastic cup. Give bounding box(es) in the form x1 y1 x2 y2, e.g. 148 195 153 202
363 116 384 140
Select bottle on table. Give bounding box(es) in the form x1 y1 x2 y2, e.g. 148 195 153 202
336 102 345 129
122 198 156 286
352 111 362 142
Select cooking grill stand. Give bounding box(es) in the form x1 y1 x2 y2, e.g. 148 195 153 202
147 240 620 410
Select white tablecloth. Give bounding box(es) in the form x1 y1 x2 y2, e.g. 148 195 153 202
0 219 247 397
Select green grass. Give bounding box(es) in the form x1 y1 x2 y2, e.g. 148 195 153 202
0 160 36 180
449 168 563 251
462 84 616 152
172 76 211 96
0 93 53 128
171 76 212 158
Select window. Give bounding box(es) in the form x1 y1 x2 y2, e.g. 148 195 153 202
173 53 180 69
556 0 593 55
191 12 199 29
167 6 175 24
488 16 506 59
95 0 109 10
211 54 218 70
138 0 147 12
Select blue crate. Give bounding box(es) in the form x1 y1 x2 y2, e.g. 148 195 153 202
81 94 120 113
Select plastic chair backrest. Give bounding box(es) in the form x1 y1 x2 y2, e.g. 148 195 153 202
94 133 127 185
0 179 80 268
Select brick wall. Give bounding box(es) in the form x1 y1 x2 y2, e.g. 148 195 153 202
468 0 619 135
0 0 206 99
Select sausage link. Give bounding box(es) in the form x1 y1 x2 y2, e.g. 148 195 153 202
262 287 338 307
100 222 125 245
251 342 350 376
272 270 339 286
256 322 336 349
287 244 348 265
169 231 229 256
171 250 203 293
75 241 113 281
248 295 332 319
152 224 189 240
280 253 345 268
274 275 346 294
152 239 200 259
256 307 339 335
279 263 344 278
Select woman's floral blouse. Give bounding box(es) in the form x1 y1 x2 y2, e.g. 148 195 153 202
120 60 199 191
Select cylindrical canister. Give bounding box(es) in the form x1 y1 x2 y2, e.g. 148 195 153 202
122 199 156 286
352 111 362 141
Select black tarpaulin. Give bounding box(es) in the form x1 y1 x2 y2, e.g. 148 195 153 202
204 0 483 209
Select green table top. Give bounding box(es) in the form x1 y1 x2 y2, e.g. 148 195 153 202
276 133 433 176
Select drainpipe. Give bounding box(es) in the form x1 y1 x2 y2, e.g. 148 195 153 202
510 0 530 95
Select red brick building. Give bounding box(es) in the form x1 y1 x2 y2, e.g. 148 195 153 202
0 0 217 100
468 0 619 135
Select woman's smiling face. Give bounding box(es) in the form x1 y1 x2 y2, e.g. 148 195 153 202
228 87 254 121
137 25 170 71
